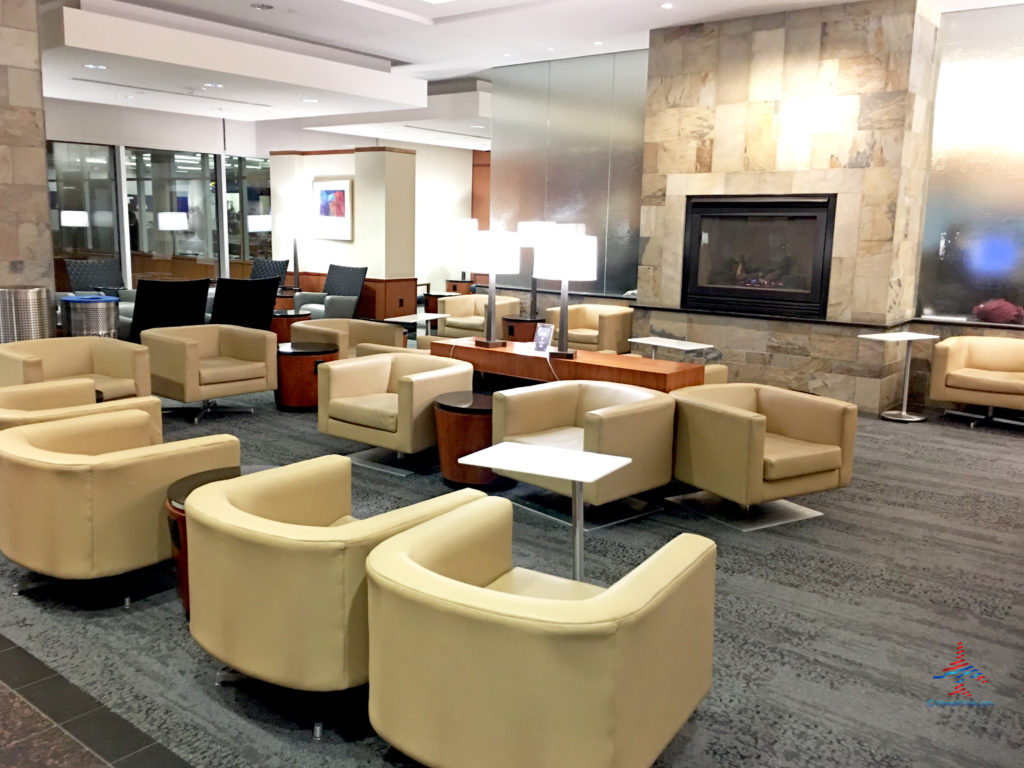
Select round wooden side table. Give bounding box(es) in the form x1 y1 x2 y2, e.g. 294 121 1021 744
503 315 542 342
270 309 311 344
445 279 473 295
276 342 339 412
434 391 497 486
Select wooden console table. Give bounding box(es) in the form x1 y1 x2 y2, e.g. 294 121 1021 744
430 338 703 392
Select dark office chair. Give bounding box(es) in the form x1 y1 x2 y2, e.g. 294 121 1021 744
295 265 367 319
249 259 289 289
127 279 210 344
209 277 279 331
65 258 124 292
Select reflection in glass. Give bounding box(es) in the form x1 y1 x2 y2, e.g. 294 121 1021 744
919 5 1024 325
48 141 120 292
225 156 272 276
125 148 220 286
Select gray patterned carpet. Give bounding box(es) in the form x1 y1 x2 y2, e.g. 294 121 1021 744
0 393 1022 767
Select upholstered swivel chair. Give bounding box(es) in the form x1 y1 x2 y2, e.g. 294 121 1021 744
141 324 277 424
126 278 210 343
186 455 487 710
294 265 367 319
366 499 717 768
318 353 473 455
249 258 289 288
672 383 857 506
492 380 675 506
0 336 151 400
930 336 1024 422
289 318 407 357
0 410 239 580
544 303 633 353
65 258 124 292
436 294 520 339
0 378 162 437
208 277 279 330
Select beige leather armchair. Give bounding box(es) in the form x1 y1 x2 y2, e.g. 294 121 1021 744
141 324 277 423
672 383 857 506
355 343 427 356
437 294 519 338
289 318 407 357
0 336 151 400
545 303 633 353
0 378 162 440
318 353 473 455
492 380 675 506
930 336 1024 412
186 455 486 695
0 410 239 580
366 499 717 768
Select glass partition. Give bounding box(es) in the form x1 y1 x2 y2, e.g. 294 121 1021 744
125 148 220 286
47 141 120 292
225 156 272 277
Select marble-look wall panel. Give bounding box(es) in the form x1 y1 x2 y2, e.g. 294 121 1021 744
0 0 52 287
641 0 939 339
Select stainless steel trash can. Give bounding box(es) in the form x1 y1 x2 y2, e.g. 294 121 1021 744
61 295 119 338
0 286 56 342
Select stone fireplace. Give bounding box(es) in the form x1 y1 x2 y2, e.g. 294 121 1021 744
637 0 941 411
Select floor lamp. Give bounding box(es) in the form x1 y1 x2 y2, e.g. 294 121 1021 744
533 225 597 360
469 229 520 348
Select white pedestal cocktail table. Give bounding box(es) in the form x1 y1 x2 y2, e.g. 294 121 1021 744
629 336 714 360
857 331 940 422
459 442 630 581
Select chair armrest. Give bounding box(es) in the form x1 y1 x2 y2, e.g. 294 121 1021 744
929 338 967 401
583 394 674 455
349 320 406 349
674 396 765 505
0 346 41 387
92 338 152 396
141 329 199 401
397 362 474 453
117 289 137 303
295 292 327 311
0 378 96 410
320 356 391 400
324 295 359 319
290 321 349 350
439 295 476 317
492 381 579 441
597 309 632 353
220 325 277 364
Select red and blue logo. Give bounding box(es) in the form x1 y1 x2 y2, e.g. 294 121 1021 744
929 641 994 707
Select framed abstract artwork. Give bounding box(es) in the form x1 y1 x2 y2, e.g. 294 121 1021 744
311 178 353 240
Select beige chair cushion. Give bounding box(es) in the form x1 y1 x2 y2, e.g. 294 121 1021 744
446 316 485 331
57 373 137 401
946 368 1024 395
567 328 599 345
763 433 842 481
198 357 267 385
329 393 399 432
507 426 583 452
486 567 604 600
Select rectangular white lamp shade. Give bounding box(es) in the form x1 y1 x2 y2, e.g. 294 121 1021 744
469 229 520 275
516 220 556 248
247 214 272 232
60 210 89 228
533 225 598 282
157 211 189 231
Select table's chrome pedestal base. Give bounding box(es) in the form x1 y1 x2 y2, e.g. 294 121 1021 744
880 409 927 423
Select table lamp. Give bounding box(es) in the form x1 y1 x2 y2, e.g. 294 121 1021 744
469 228 520 348
517 220 557 320
533 224 597 359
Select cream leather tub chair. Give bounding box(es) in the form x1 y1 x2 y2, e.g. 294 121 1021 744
0 410 239 580
544 303 633 353
318 353 473 455
366 499 717 768
0 336 151 400
141 324 277 423
930 336 1024 423
289 318 407 357
185 455 487 734
437 294 520 339
492 380 675 506
672 383 857 507
0 378 162 438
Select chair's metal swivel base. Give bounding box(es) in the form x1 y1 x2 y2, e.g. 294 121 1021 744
942 405 1024 429
163 399 254 425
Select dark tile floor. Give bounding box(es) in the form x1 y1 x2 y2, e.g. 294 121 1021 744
0 633 191 768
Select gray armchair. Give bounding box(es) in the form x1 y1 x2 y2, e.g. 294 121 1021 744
295 265 367 319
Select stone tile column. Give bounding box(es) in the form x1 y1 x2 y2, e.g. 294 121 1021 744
0 0 52 288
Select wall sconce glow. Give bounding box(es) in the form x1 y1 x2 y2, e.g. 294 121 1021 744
60 210 89 228
157 212 189 231
247 214 272 232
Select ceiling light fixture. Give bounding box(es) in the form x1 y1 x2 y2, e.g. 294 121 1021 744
661 2 674 8
502 53 512 58
593 41 603 46
250 3 274 9
203 83 223 88
301 98 320 103
83 63 107 70
470 124 485 129
547 47 556 52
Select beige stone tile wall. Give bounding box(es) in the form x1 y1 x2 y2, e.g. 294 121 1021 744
0 0 52 287
641 0 940 329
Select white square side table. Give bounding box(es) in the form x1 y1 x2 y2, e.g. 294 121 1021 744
857 331 939 422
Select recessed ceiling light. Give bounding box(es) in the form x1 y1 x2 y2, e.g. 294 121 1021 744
301 98 320 103
661 2 674 8
470 124 485 129
115 94 134 99
83 63 107 70
593 41 603 46
547 47 556 52
502 53 512 58
250 2 274 9
203 82 223 88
